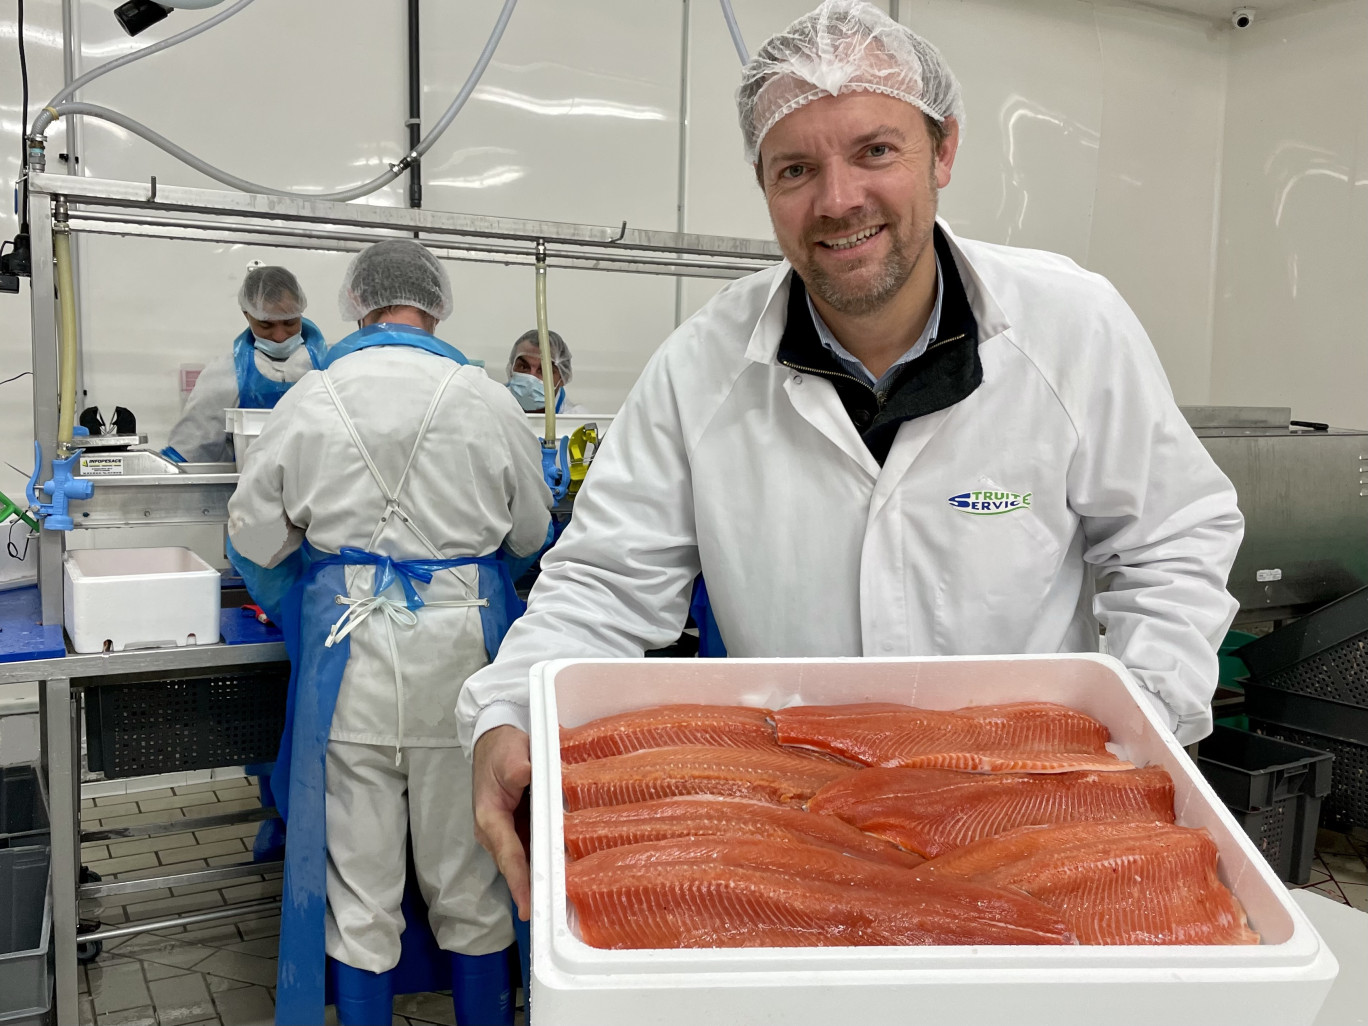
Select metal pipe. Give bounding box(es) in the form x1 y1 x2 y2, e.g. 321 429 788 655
82 860 282 898
80 899 281 943
535 240 555 442
407 0 422 209
53 199 79 454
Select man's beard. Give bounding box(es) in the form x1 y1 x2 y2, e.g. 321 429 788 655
793 183 937 317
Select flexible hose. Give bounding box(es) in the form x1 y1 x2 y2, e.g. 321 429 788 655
54 227 79 452
34 0 257 132
719 0 750 65
33 0 518 202
535 258 555 443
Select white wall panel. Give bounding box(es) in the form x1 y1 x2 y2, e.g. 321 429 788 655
899 0 1105 263
1089 4 1227 403
1210 0 1368 428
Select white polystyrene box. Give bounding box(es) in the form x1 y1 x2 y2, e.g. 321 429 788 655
63 547 221 653
529 655 1338 1026
225 408 272 471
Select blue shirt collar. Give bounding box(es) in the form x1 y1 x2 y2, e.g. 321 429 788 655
806 251 943 394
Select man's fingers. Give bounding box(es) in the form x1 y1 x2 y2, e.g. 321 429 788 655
477 804 531 920
473 727 535 920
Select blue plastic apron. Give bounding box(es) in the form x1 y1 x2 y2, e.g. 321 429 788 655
234 318 328 409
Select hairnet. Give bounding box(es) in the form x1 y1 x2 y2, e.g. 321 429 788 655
507 329 573 386
238 266 306 321
736 0 965 164
337 239 454 322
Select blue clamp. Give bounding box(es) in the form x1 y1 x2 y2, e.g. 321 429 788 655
540 435 571 504
27 435 94 531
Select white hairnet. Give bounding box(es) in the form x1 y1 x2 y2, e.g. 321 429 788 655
507 329 573 385
736 0 965 164
337 239 454 322
238 266 306 321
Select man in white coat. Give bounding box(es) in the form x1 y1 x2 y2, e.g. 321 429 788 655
228 240 550 1025
457 0 1245 919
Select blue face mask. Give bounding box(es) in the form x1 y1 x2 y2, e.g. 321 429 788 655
507 371 546 411
253 331 304 361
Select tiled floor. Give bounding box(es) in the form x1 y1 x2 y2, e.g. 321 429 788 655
76 776 1368 1025
78 775 484 1026
1286 827 1368 911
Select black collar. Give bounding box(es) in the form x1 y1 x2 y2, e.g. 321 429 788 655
776 225 982 465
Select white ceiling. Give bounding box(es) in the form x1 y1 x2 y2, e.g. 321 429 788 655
1122 0 1326 24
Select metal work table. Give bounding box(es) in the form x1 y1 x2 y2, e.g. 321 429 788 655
0 618 287 1026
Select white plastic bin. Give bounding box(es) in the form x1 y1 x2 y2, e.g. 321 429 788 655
63 547 221 653
225 407 271 470
529 654 1339 1026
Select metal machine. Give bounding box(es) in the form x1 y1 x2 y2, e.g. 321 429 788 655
1182 406 1368 623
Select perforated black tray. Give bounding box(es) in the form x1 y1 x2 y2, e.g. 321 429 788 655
1235 587 1368 711
84 668 289 779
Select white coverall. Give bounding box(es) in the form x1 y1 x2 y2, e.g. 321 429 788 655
228 345 551 972
168 346 317 463
458 223 1244 750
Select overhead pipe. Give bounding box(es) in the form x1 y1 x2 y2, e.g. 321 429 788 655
407 0 422 209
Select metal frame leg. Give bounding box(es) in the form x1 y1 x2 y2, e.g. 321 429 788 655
41 676 79 1024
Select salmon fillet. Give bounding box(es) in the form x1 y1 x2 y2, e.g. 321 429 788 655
920 821 1259 945
808 766 1174 857
566 837 1075 948
562 745 856 811
563 794 924 867
560 704 778 764
775 701 1117 769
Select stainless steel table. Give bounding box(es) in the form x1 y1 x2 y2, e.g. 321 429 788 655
0 638 288 1026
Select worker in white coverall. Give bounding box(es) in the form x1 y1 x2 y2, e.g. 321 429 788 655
227 240 551 1025
504 329 588 414
165 265 327 463
458 0 1246 921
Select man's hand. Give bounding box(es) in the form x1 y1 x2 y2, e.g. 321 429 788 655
473 725 533 920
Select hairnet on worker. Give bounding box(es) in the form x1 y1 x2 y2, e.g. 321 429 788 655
506 329 573 386
735 0 966 164
238 265 307 321
337 239 454 322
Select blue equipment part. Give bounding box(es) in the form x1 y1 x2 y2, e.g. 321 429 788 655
26 437 93 531
540 435 570 503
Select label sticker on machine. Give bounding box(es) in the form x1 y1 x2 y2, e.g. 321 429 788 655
79 455 124 477
1256 569 1282 582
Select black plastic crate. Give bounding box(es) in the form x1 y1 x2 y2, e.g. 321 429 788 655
1243 680 1368 745
84 668 289 779
1197 725 1333 885
1249 717 1368 832
0 767 48 850
1234 586 1368 709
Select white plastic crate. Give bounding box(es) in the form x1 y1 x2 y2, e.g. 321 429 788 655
63 547 220 654
224 407 272 470
529 654 1338 1026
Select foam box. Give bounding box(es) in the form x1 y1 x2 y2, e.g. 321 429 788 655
529 654 1338 1026
225 407 271 470
64 547 221 653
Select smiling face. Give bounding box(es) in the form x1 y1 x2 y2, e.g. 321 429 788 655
758 91 958 317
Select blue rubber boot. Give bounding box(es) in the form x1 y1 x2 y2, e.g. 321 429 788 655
452 950 513 1025
331 961 393 1026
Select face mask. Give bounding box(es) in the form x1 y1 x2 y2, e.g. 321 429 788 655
507 371 546 411
253 331 304 360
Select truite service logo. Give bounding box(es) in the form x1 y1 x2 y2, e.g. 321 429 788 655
948 489 1032 515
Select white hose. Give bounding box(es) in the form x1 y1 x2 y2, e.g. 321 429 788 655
33 0 519 203
37 0 257 126
719 0 750 65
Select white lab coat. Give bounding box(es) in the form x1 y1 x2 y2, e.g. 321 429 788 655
457 223 1243 748
167 346 317 463
228 344 551 966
